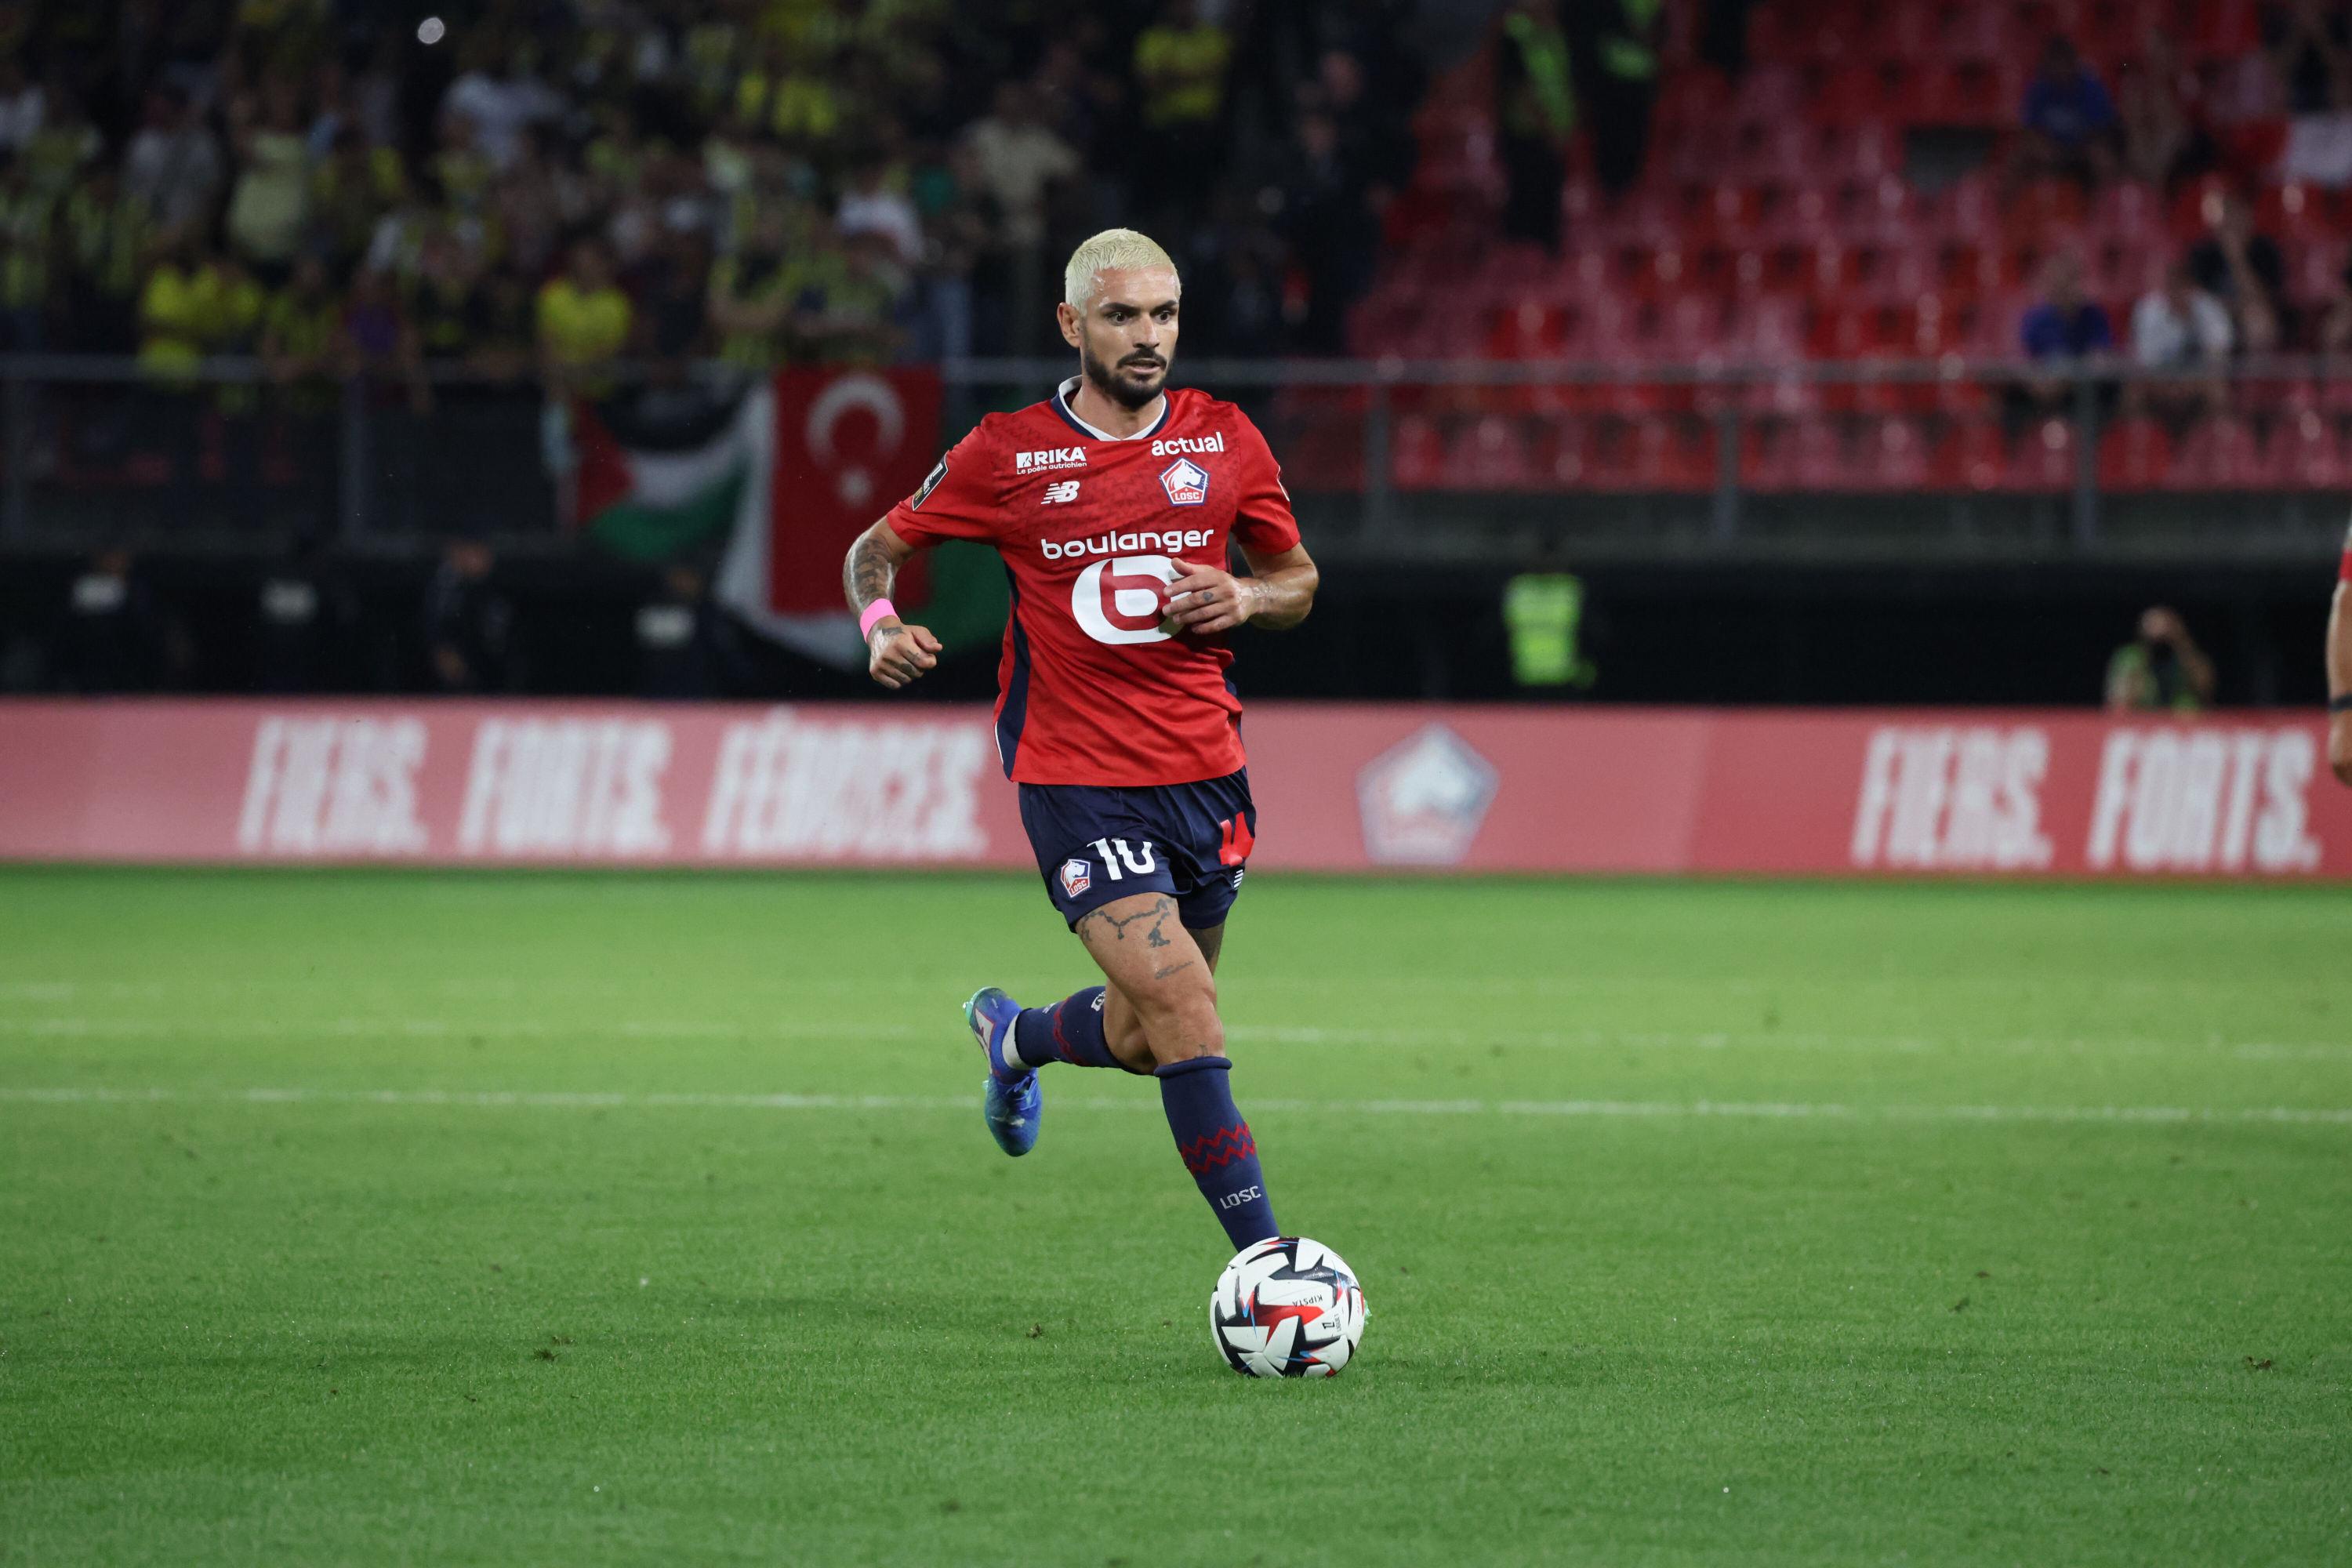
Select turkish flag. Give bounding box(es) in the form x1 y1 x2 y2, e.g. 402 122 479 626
766 367 942 615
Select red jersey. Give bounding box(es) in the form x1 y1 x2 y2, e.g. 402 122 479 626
884 378 1302 786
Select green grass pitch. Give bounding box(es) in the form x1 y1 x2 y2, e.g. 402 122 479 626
2 867 2348 1565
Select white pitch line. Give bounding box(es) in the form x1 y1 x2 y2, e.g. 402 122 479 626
5 1014 2352 1063
0 1084 2347 1126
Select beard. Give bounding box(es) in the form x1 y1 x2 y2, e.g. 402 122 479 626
1080 339 1169 409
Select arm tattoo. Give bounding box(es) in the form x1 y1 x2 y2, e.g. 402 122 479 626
844 531 897 613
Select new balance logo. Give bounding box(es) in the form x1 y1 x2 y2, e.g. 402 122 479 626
1016 447 1087 473
1040 479 1082 505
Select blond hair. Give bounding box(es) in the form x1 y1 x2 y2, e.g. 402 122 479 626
1063 228 1179 309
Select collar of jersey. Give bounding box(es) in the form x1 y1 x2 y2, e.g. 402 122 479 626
1054 376 1170 443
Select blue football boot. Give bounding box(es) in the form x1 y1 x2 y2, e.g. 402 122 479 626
964 986 1040 1157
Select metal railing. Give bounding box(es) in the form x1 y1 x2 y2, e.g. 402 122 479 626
7 353 2351 550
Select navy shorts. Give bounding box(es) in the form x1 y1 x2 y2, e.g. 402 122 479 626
1018 768 1256 931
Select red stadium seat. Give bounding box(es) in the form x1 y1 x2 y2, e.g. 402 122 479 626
2085 180 2167 248
1390 414 1447 490
1999 418 2077 492
2188 0 2263 56
2257 181 2339 242
1947 419 2006 492
1855 415 1932 490
1738 418 1794 489
1445 416 1536 489
2169 174 2234 241
2097 417 2175 492
1486 299 1570 361
1532 417 1592 485
2261 412 2348 489
2169 417 2263 489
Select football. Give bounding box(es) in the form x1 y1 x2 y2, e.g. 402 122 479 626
1210 1236 1367 1378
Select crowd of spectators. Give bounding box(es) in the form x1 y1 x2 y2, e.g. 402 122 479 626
2003 12 2352 392
0 0 1425 394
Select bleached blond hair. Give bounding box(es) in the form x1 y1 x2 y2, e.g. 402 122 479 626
1063 228 1180 310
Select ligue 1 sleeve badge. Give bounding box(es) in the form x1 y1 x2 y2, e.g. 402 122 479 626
1159 457 1210 506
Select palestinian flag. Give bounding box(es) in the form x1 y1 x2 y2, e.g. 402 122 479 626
572 382 770 567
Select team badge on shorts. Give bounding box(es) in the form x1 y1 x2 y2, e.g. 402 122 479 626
1159 457 1210 506
1058 858 1091 898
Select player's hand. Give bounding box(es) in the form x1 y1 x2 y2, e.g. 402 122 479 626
1165 559 1258 636
2330 709 2352 786
867 621 941 689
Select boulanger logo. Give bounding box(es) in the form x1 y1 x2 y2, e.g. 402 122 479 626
1016 446 1088 473
1072 554 1178 645
1160 457 1210 506
1040 527 1210 561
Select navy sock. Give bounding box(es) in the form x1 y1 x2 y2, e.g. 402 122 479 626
1156 1056 1280 1250
1011 986 1120 1069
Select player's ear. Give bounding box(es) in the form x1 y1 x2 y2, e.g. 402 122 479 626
1056 302 1083 350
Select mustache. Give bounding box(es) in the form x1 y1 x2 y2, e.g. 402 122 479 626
1120 354 1164 369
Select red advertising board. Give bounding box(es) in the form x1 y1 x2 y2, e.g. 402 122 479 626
2 699 2347 877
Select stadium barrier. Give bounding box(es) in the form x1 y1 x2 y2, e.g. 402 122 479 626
2 699 2346 878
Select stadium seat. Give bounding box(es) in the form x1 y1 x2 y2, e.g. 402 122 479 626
1390 414 1447 491
1532 416 1592 485
2169 417 2263 489
1947 419 2007 492
2097 417 2175 492
1445 416 1536 490
1999 418 2077 492
1854 415 1932 490
2261 412 2349 489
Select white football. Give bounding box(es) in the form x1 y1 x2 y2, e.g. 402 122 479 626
1209 1236 1367 1377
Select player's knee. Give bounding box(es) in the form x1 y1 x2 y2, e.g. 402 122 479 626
1131 970 1223 1065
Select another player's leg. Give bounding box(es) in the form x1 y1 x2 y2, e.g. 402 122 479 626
1073 894 1278 1250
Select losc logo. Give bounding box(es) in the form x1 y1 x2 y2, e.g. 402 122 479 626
1356 724 1497 865
1058 857 1091 898
1159 457 1210 506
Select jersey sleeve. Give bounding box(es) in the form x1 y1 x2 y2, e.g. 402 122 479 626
1229 412 1301 555
885 424 1003 547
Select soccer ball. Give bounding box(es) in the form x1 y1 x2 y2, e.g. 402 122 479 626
1210 1236 1366 1378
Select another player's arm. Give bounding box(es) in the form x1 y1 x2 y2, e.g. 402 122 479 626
2327 573 2352 785
1166 543 1318 636
843 520 943 689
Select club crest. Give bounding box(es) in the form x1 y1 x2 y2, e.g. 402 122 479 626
1159 457 1210 506
1058 858 1091 898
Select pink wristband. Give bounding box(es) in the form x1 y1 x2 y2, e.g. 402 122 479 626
858 599 898 638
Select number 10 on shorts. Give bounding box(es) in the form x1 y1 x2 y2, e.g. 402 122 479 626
1090 837 1157 880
